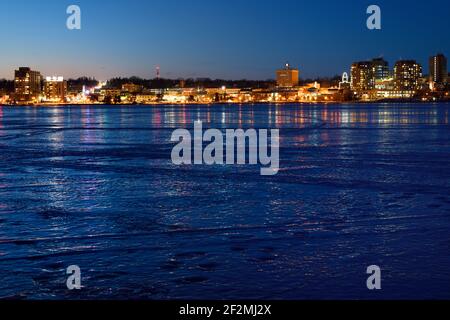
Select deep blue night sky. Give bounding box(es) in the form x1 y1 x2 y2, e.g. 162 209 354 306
0 0 448 80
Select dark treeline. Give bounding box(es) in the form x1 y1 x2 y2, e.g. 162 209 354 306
67 77 99 88
301 75 342 87
106 76 344 90
106 77 276 89
0 79 14 92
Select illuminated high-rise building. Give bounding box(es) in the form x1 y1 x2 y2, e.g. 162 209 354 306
44 76 67 102
276 63 299 87
371 58 390 80
14 67 42 102
429 54 448 86
351 61 374 91
394 60 422 91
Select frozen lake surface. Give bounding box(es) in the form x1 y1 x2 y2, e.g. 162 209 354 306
0 103 449 299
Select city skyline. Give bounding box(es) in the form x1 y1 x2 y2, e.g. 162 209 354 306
0 53 448 82
0 0 449 80
3 53 447 105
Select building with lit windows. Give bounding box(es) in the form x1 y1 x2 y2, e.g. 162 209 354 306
371 58 390 80
14 67 42 102
122 83 143 93
351 61 374 91
394 60 422 91
429 54 448 87
276 63 299 87
44 76 67 102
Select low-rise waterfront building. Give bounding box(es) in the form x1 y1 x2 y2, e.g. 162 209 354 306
0 93 9 104
135 94 158 104
376 90 417 99
375 77 395 90
122 83 143 93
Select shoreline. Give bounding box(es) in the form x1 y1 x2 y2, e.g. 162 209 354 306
1 100 449 107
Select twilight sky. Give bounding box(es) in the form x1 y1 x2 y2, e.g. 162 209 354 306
0 0 449 80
